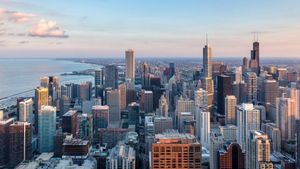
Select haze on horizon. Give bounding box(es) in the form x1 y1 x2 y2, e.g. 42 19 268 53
0 0 299 58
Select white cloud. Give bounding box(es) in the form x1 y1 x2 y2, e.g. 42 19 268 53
8 12 35 23
29 19 68 38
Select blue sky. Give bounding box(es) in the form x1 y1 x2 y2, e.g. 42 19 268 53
0 0 300 58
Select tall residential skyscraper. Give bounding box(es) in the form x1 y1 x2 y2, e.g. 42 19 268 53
217 74 233 115
38 105 56 153
245 72 258 103
247 131 273 169
237 103 260 150
125 49 135 83
105 64 118 89
225 95 237 125
9 122 32 168
34 87 48 133
0 118 14 167
19 98 33 123
107 89 121 122
152 130 201 169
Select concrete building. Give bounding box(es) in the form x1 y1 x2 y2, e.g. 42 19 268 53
125 49 135 83
34 87 48 133
217 74 233 115
153 116 173 134
118 83 127 110
177 112 194 133
199 110 210 148
141 90 154 113
0 118 14 167
218 142 245 169
158 94 169 117
262 122 281 152
107 89 121 122
194 88 208 108
95 69 104 86
210 131 224 169
245 72 258 103
105 64 118 89
62 110 78 136
219 125 237 141
19 98 33 123
106 143 136 169
92 105 109 129
152 130 201 169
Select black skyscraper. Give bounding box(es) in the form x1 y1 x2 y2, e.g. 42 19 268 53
217 74 233 115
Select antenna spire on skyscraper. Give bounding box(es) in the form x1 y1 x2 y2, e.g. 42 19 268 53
206 33 208 46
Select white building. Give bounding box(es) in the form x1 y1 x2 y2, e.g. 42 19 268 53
19 98 34 123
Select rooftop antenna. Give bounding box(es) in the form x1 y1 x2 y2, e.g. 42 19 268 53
206 33 208 46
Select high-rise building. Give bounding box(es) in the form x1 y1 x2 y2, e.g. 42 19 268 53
105 64 118 89
107 89 121 122
141 90 153 113
19 98 33 123
199 110 210 148
152 130 201 169
9 122 32 168
276 94 296 142
176 97 195 115
194 88 208 108
245 72 258 103
169 62 175 79
218 142 245 169
296 120 300 169
62 110 77 136
38 105 56 153
40 76 49 88
153 116 173 134
210 131 224 169
247 131 273 169
106 143 136 169
177 112 194 133
237 103 260 150
128 102 140 126
34 87 48 133
79 82 92 101
219 125 237 141
242 57 249 72
225 95 237 125
235 66 243 84
158 94 169 117
263 79 278 106
217 74 233 115
249 41 260 75
118 83 127 110
0 118 14 167
92 105 109 129
95 69 104 86
202 40 214 112
262 122 281 152
125 49 135 83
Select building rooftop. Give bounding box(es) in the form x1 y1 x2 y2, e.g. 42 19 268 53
63 110 77 116
155 130 197 144
63 137 89 146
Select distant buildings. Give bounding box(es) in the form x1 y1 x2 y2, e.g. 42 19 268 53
106 143 136 169
217 74 233 115
92 105 109 129
125 49 136 84
225 95 237 125
105 65 118 89
141 90 153 113
245 72 258 103
107 89 121 122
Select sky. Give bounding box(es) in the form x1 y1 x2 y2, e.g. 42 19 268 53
0 0 300 58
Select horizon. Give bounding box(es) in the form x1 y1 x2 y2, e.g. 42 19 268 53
1 0 300 58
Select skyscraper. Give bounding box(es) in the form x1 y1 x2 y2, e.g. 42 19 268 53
218 142 245 169
141 90 153 113
194 88 208 108
34 87 48 133
62 110 77 136
118 83 127 110
105 64 118 89
247 131 273 169
263 79 278 106
249 41 260 75
169 62 175 79
217 74 233 115
245 72 258 103
202 40 214 112
0 118 14 168
19 98 33 123
38 105 56 153
152 130 201 169
79 81 92 101
107 89 121 122
125 49 135 83
199 110 210 148
158 94 169 117
106 143 136 169
92 105 109 129
237 103 260 150
225 95 237 125
95 69 104 86
210 131 224 169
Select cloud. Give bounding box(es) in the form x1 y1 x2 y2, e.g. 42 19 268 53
8 11 35 23
29 19 69 38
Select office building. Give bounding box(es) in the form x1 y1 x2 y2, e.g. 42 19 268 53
118 83 127 110
245 72 258 103
177 112 194 133
262 122 281 152
40 76 49 88
237 103 260 150
38 105 56 153
92 105 109 129
105 64 118 89
34 87 48 133
225 95 237 125
210 131 224 169
0 118 14 167
158 94 169 117
62 110 77 136
107 89 121 122
194 88 208 108
80 81 92 101
217 74 233 115
219 125 237 141
95 69 104 86
263 80 278 106
128 102 140 126
62 136 90 165
141 90 153 113
199 110 210 148
125 49 136 83
152 130 201 169
153 116 173 134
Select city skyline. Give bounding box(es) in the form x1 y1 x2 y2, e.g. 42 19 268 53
1 0 300 58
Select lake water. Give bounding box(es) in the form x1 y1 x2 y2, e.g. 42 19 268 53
0 58 101 107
